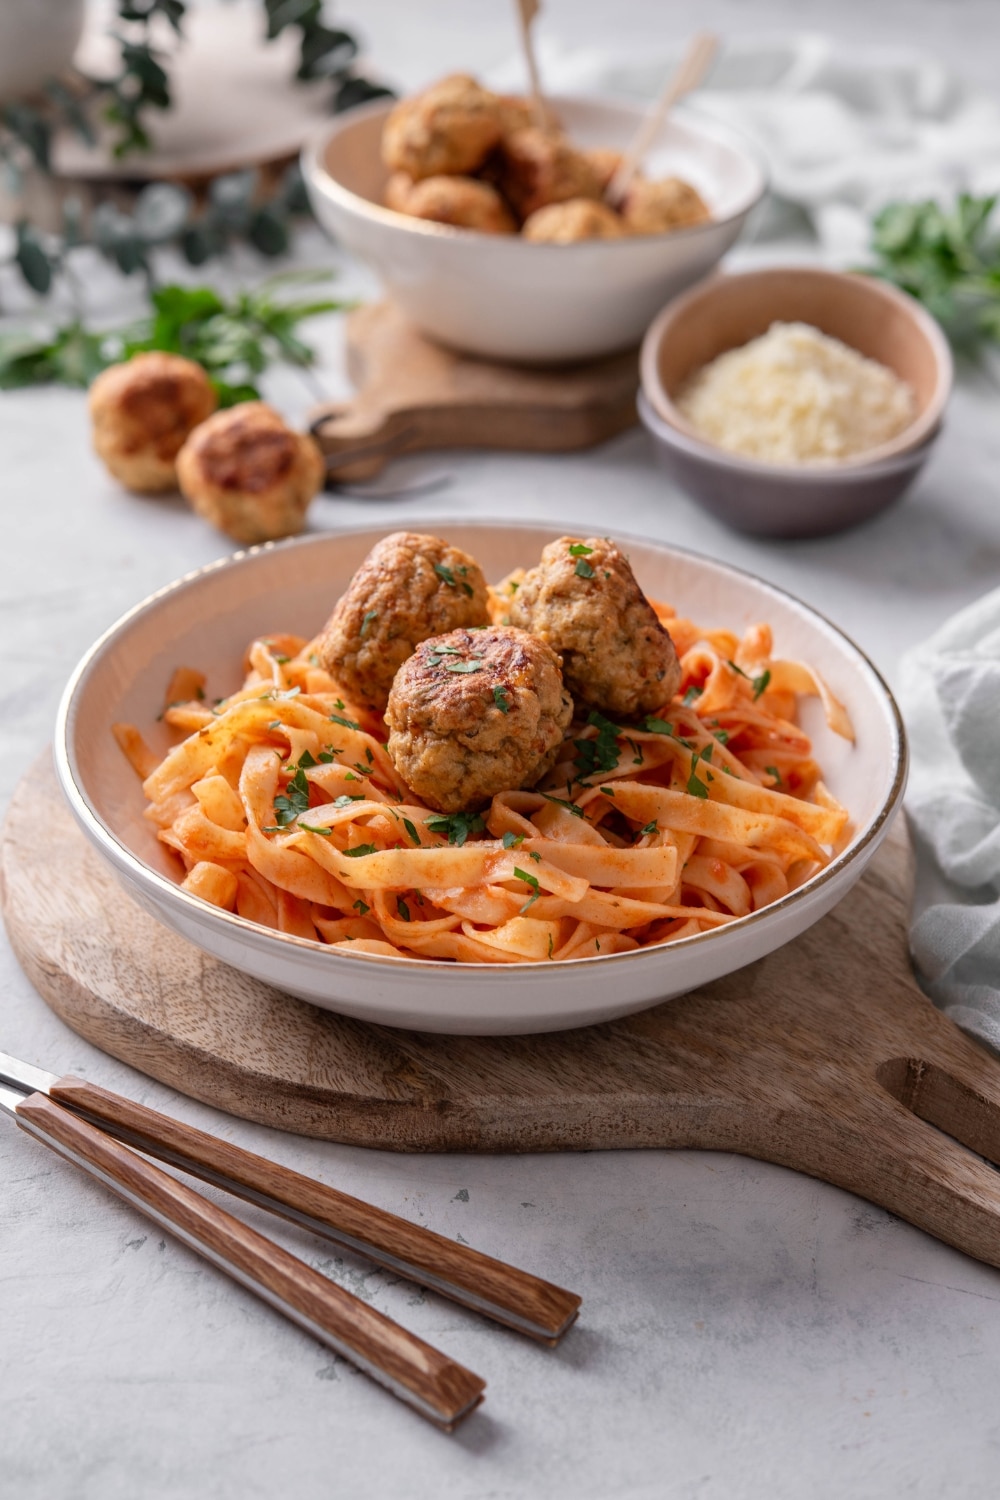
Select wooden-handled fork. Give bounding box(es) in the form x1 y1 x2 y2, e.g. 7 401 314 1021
0 1053 581 1430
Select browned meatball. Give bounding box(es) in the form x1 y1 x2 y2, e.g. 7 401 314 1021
495 94 561 137
384 170 416 212
316 533 490 715
621 176 711 235
381 74 502 181
507 537 681 718
497 127 602 221
175 402 325 545
522 198 625 243
89 352 217 493
386 626 572 812
583 147 624 194
403 175 517 234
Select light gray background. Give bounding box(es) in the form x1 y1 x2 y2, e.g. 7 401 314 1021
3 2 1000 1497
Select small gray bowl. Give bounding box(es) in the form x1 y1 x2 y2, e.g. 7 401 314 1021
638 392 940 539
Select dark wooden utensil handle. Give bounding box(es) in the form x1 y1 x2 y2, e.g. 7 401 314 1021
15 1091 485 1430
50 1075 580 1343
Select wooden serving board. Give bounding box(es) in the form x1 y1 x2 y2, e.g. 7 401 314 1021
7 754 1000 1273
310 301 640 482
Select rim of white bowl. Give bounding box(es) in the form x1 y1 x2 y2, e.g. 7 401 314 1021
639 267 954 472
637 390 941 479
55 520 907 977
300 93 768 249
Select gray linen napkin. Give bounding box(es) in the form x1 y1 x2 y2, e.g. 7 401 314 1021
898 588 1000 1054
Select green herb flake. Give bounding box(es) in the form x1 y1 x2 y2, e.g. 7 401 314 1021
641 717 674 737
568 543 594 557
574 710 621 781
528 849 542 863
513 866 541 912
686 748 710 800
352 899 370 917
639 820 659 837
272 765 310 827
493 685 510 714
713 729 730 745
445 660 482 674
397 896 411 922
403 817 420 846
309 653 321 667
548 933 554 959
424 811 486 847
683 684 704 706
360 609 378 638
540 792 584 818
299 821 331 836
765 765 782 785
330 711 361 731
574 558 595 579
342 843 377 859
502 831 524 849
752 669 772 701
434 561 474 598
332 794 365 808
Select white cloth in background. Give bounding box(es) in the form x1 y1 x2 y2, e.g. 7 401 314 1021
898 589 1000 1055
488 34 1000 261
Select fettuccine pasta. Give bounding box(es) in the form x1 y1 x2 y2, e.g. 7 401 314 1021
114 600 853 964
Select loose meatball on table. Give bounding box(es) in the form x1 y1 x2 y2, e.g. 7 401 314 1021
317 532 490 714
386 625 573 812
507 536 682 718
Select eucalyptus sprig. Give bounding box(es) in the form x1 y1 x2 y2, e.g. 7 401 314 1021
0 269 350 404
866 192 1000 353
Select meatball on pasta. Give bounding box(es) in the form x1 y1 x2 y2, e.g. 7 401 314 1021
386 625 573 812
175 402 324 545
316 532 490 715
89 351 217 494
507 536 681 718
381 74 502 181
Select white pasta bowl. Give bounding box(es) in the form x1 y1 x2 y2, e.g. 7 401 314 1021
55 522 906 1036
301 95 766 362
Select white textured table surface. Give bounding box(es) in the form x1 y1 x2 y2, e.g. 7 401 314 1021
4 3 1000 1497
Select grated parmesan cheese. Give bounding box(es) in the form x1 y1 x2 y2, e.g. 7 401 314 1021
675 321 917 465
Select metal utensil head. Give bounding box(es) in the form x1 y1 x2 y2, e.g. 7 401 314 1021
0 1052 57 1097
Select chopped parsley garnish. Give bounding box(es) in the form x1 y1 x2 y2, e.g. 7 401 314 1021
639 820 659 837
344 771 360 781
332 794 365 808
309 653 320 667
296 749 318 768
272 652 289 665
360 609 378 638
713 729 730 744
493 685 510 714
352 899 370 916
548 933 554 959
600 785 616 797
299 821 331 836
403 817 420 845
573 710 621 781
351 763 372 778
574 558 595 579
333 698 345 709
540 792 584 818
397 896 411 922
683 684 704 706
267 720 281 731
727 660 771 700
509 579 519 593
686 746 711 799
433 562 474 597
513 866 541 912
342 843 377 858
641 716 674 736
765 765 782 784
568 543 594 557
272 765 310 826
444 660 482 674
365 746 374 764
424 810 486 847
628 738 643 766
502 831 524 849
528 849 541 863
330 711 361 731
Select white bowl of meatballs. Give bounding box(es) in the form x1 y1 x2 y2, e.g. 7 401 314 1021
302 75 766 363
56 521 905 1036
